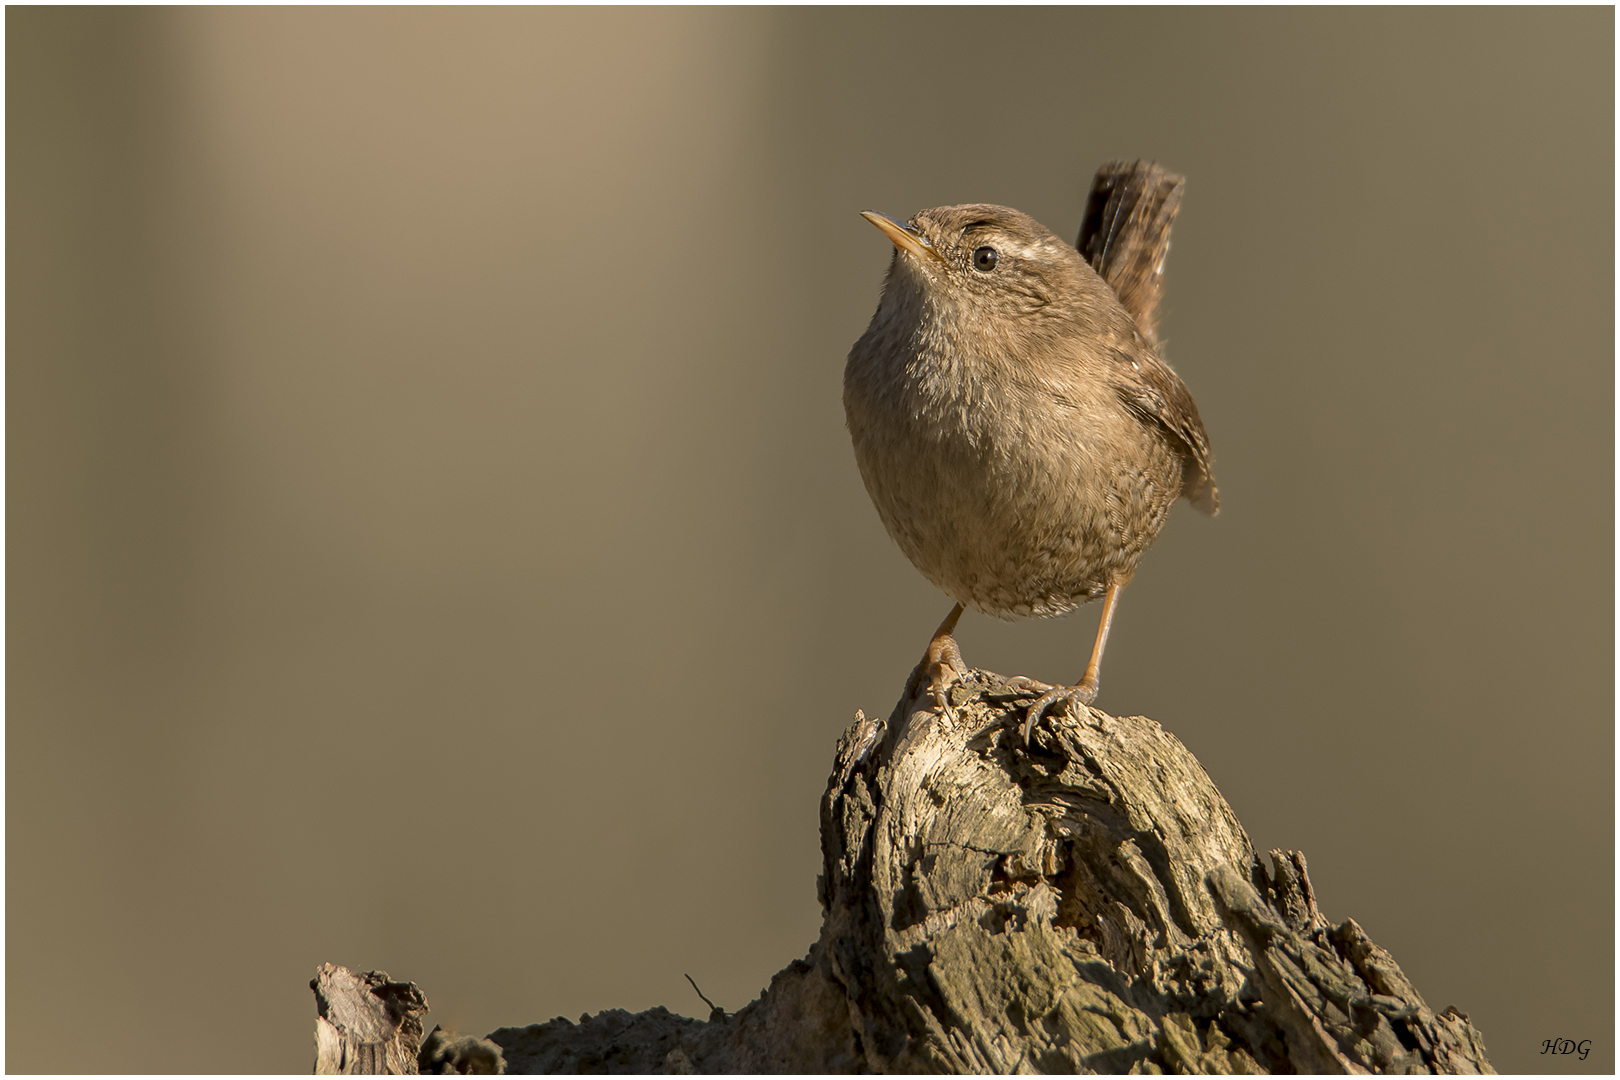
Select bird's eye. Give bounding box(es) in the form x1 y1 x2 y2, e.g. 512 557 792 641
972 246 999 272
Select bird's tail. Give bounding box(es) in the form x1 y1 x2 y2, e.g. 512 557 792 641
1077 161 1185 350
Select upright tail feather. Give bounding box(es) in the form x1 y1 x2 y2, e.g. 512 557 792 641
1077 161 1185 350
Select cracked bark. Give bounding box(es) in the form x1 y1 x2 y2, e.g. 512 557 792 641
482 670 1495 1074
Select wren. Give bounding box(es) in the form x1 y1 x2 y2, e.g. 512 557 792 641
844 163 1216 740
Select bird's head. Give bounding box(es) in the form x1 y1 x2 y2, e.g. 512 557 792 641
861 203 1107 325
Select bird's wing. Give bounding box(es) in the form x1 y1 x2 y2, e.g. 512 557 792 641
1079 161 1218 515
1109 335 1220 515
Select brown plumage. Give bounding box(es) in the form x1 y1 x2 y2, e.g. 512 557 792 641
1079 161 1217 514
844 162 1215 739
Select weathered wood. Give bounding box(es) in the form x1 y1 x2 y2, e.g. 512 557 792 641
312 963 430 1074
420 1025 508 1074
480 670 1494 1073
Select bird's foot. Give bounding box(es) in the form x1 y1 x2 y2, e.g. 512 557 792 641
1019 679 1098 743
904 631 967 715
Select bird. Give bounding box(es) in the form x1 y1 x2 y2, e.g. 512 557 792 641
843 162 1216 741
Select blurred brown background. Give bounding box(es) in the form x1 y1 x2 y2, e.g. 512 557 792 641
7 7 1612 1074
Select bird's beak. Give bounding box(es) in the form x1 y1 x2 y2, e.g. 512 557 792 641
861 211 942 263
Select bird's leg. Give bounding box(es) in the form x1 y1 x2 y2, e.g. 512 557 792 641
1021 581 1125 742
904 603 967 711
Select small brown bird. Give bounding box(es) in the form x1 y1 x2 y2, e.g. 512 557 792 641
844 163 1216 740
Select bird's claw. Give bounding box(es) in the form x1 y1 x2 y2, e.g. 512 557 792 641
1019 681 1098 744
1002 675 1054 695
906 634 967 714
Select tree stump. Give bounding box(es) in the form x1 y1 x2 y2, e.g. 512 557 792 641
482 670 1495 1073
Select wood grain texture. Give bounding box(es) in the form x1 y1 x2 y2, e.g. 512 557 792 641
311 963 430 1074
478 672 1495 1074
